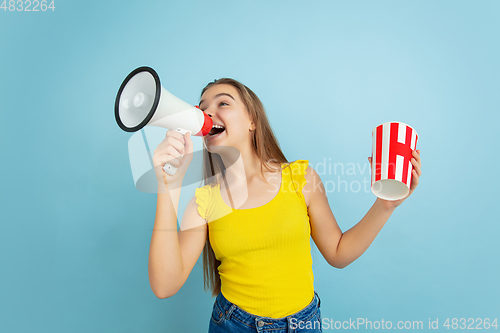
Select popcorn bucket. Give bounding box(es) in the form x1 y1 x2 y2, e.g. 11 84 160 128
371 122 418 201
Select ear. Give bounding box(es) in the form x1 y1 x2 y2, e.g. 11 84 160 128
249 122 256 131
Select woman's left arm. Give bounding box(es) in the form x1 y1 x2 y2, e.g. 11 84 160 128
307 149 422 268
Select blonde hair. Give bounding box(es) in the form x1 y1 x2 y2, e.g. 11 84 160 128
199 78 290 297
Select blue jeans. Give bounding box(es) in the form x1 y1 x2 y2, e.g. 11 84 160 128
208 291 322 332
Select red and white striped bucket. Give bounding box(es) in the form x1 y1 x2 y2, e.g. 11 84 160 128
371 122 418 201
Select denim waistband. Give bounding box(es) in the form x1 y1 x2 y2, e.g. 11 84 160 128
215 291 321 331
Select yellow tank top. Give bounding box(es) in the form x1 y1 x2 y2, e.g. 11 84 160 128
195 160 314 318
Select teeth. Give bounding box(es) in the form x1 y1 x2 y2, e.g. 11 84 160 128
208 123 225 138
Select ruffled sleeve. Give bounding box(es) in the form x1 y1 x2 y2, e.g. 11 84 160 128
289 160 309 201
195 185 211 220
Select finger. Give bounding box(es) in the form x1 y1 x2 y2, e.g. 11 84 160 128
154 143 184 160
156 139 183 156
158 154 182 168
159 136 185 156
410 170 419 192
410 169 419 189
412 149 421 162
166 129 186 145
165 145 184 159
412 149 421 169
411 157 421 177
184 132 193 155
153 154 181 169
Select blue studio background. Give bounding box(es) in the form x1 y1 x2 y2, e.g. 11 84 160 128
1 0 499 332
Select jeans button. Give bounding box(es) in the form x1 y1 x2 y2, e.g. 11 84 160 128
257 320 264 327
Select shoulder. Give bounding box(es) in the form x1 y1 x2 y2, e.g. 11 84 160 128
286 159 315 173
281 160 322 207
292 161 324 208
300 161 322 188
282 159 309 173
194 184 217 219
195 183 219 201
196 183 214 192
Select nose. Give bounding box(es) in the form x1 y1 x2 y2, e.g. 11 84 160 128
197 104 212 117
203 107 213 118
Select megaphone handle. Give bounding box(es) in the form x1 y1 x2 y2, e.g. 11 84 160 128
163 128 191 176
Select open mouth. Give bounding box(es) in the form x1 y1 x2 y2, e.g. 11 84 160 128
207 124 225 138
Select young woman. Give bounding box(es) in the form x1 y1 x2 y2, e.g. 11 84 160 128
148 78 422 333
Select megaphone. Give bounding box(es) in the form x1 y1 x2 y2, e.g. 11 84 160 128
114 66 213 175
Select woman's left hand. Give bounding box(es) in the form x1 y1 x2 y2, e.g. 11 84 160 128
368 149 422 211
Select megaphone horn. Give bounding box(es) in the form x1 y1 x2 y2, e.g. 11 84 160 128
114 66 213 175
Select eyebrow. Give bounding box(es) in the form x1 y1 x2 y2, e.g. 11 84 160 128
199 93 235 108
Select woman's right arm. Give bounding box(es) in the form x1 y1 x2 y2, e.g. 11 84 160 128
148 186 207 299
147 130 207 298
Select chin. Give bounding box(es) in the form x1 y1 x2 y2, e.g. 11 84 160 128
205 142 240 159
204 139 220 153
207 145 226 155
204 132 226 150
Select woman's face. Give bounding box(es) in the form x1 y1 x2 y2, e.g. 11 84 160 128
199 84 255 152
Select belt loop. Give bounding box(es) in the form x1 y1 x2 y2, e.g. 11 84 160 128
226 304 236 320
287 316 294 333
315 291 321 308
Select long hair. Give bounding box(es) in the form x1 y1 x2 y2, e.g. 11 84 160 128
200 78 289 297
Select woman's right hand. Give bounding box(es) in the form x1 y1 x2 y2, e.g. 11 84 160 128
152 129 193 187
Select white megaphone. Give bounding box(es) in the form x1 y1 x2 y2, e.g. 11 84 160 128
114 66 213 175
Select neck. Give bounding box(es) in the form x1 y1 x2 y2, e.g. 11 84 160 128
220 146 260 186
214 142 277 187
